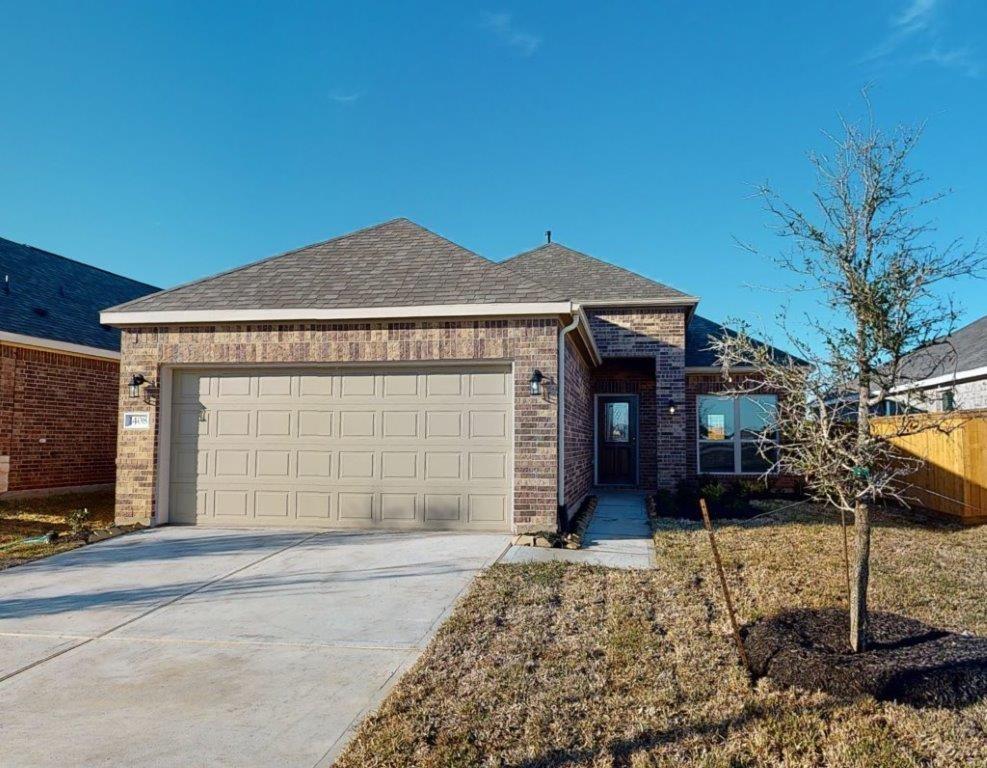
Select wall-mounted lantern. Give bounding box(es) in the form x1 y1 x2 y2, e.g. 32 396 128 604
666 398 677 416
529 369 544 397
129 373 149 399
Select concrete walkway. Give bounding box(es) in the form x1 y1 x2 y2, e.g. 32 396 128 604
499 492 654 569
0 527 509 768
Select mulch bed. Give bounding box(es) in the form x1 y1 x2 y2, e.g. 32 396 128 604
744 608 987 707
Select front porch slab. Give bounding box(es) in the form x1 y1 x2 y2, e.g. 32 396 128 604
499 492 654 569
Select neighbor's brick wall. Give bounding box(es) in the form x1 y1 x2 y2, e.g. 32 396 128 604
0 343 119 493
563 334 593 513
115 319 561 531
587 307 688 488
888 378 987 413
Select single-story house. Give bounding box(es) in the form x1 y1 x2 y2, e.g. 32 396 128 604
101 218 788 532
883 314 987 413
0 237 158 496
827 314 987 418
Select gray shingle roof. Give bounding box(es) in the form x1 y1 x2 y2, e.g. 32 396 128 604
897 314 987 383
686 314 803 367
498 242 695 304
0 237 159 351
108 219 559 313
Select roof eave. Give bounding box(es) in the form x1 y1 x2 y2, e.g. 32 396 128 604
100 302 578 327
578 295 699 309
572 304 603 366
0 331 120 360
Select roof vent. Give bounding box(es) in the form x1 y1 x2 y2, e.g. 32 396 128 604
32 307 48 317
545 230 552 244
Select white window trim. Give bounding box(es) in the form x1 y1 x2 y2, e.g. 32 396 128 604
696 394 779 475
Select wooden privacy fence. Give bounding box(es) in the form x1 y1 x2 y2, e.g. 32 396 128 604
872 410 987 525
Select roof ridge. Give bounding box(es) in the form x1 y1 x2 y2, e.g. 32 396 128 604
0 236 159 291
105 217 413 311
501 240 690 299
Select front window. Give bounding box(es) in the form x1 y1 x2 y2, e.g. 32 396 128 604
698 395 779 474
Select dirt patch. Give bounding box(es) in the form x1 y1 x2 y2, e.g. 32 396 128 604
0 489 117 569
745 608 987 707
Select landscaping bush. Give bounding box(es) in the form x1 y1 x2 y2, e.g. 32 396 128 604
656 476 797 520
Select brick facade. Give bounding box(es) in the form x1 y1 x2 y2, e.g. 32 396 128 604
563 334 593 513
587 307 688 489
115 319 562 531
0 343 119 493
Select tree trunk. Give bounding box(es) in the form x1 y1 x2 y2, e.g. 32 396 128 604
853 359 871 653
850 499 870 652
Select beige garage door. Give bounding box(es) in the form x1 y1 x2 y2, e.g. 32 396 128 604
167 366 513 530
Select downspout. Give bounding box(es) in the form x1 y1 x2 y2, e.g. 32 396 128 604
557 309 581 527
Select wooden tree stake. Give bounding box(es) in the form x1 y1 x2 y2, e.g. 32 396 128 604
699 498 751 673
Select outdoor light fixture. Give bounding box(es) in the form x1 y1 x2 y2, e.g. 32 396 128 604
529 369 544 396
129 373 149 399
667 398 677 415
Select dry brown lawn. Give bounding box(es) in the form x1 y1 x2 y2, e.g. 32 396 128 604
336 504 987 767
0 489 115 569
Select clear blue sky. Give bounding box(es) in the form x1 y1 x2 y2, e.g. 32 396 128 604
2 1 984 345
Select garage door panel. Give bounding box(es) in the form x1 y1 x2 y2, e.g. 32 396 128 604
380 493 417 521
298 410 333 437
168 366 511 530
214 490 249 517
256 410 292 437
424 494 461 521
382 373 419 397
217 375 251 397
382 411 418 438
338 492 374 521
297 450 332 478
339 411 376 437
299 374 334 397
469 494 507 524
470 371 508 396
216 410 251 437
425 373 462 397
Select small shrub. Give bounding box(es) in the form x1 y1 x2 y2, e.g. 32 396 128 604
68 508 93 535
699 480 727 503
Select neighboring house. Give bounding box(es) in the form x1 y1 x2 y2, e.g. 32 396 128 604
828 314 987 418
884 314 987 413
101 218 790 532
0 238 158 496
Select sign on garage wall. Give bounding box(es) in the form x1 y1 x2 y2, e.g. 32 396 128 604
123 411 150 430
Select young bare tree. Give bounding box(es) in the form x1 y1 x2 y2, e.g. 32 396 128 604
710 108 982 652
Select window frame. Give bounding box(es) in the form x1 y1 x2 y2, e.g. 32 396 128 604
697 394 779 475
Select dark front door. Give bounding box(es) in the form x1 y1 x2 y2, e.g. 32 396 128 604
597 396 638 485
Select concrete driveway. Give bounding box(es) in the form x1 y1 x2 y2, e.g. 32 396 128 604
0 527 509 767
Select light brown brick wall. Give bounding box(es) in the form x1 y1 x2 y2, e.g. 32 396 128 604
587 307 687 488
0 343 119 492
563 334 593 513
115 319 561 531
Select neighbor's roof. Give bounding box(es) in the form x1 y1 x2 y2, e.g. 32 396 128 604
896 314 987 384
498 242 696 305
107 219 559 314
686 314 804 368
0 237 158 351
